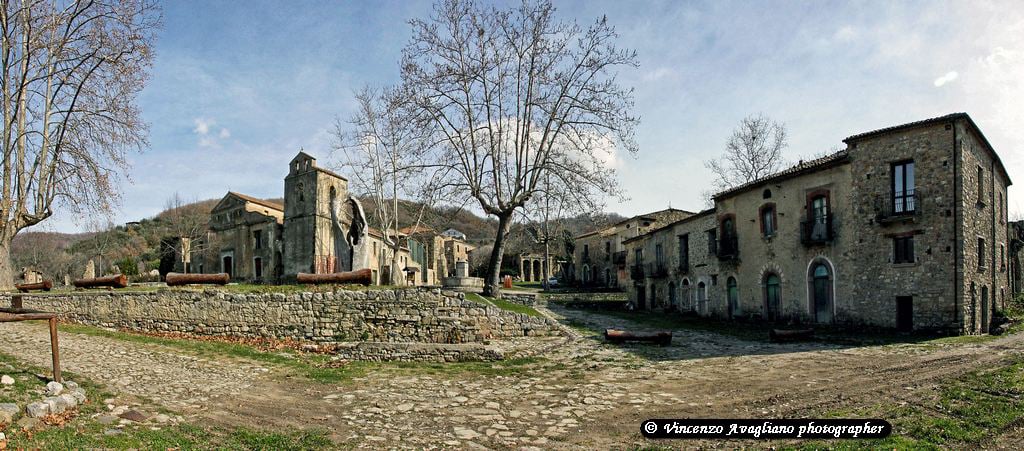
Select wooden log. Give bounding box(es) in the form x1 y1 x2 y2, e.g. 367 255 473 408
72 274 128 289
297 268 373 286
165 272 230 286
604 328 673 346
16 280 52 292
769 328 815 342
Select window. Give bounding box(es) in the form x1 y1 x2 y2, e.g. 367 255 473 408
605 241 611 260
1001 244 1006 270
583 244 589 260
760 204 776 237
655 243 664 265
707 229 717 255
678 234 689 270
894 236 915 264
809 194 830 241
892 161 915 213
977 166 985 203
253 230 263 250
763 189 772 199
634 248 643 264
978 238 986 270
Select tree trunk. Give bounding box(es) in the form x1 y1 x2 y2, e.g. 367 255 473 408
0 236 15 290
483 211 514 297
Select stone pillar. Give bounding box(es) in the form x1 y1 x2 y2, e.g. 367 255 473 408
519 258 525 281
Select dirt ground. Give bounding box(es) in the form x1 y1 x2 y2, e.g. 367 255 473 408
2 304 1022 449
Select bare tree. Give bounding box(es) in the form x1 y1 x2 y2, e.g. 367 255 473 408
705 113 788 194
402 0 638 296
161 192 210 273
0 0 160 288
333 86 441 285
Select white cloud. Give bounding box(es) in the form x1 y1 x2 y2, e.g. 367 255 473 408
643 67 675 82
218 128 231 139
193 117 214 135
933 71 958 87
833 25 856 42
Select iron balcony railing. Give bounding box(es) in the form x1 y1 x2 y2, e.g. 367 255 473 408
630 264 645 280
647 262 668 278
717 234 739 260
801 213 835 245
612 251 627 265
877 189 920 221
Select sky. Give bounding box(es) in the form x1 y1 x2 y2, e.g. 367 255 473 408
38 0 1024 232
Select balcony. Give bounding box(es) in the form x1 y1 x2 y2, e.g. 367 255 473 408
876 189 920 223
801 213 834 245
647 262 668 278
717 235 739 261
612 251 627 265
630 264 645 280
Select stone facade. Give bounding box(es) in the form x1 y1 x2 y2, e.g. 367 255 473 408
625 113 1012 334
573 208 693 288
2 288 560 344
205 192 284 282
517 253 556 283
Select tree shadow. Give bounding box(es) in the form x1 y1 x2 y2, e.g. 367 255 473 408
551 304 963 362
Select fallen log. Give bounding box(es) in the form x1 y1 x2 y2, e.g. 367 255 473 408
604 328 673 346
16 280 52 292
73 274 128 289
769 328 815 342
297 268 373 286
165 272 230 286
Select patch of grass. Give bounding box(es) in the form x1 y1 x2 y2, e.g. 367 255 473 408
56 323 371 384
793 357 1024 449
0 350 335 449
465 292 543 317
0 354 48 405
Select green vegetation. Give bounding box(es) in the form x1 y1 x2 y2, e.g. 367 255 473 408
465 292 542 317
793 356 1024 450
0 354 49 405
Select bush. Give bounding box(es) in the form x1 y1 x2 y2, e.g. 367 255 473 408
116 257 139 276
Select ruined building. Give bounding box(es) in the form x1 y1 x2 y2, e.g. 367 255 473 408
614 113 1010 334
184 151 436 285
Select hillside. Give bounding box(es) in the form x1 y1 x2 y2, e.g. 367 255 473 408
11 195 625 282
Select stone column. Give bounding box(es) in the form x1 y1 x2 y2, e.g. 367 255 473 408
519 258 525 282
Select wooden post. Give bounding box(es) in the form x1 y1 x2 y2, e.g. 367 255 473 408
49 317 61 382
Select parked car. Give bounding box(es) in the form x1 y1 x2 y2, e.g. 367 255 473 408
546 277 559 287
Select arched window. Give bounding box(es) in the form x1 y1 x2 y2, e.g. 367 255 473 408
763 188 772 199
727 276 738 317
764 273 781 321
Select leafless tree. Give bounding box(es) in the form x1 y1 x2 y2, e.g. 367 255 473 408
161 192 210 273
0 0 160 288
333 86 443 285
705 113 788 194
401 0 638 295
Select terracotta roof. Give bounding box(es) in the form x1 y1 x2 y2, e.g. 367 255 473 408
712 150 850 200
843 112 1011 186
225 191 284 211
399 224 437 235
622 209 715 245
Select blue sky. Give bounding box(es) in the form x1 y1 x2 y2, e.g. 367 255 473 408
41 0 1024 232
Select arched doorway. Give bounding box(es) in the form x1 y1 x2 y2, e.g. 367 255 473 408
981 286 990 334
533 260 542 282
810 262 833 324
697 281 707 316
681 279 691 311
764 273 781 321
727 276 738 318
668 281 677 310
582 265 590 285
222 255 234 278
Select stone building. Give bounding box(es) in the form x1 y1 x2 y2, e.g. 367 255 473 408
207 192 284 281
573 208 693 288
626 113 1011 334
187 151 433 286
518 252 557 283
443 235 475 278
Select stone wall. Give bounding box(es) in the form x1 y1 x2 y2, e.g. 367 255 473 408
500 292 540 306
330 342 504 362
1 288 561 345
